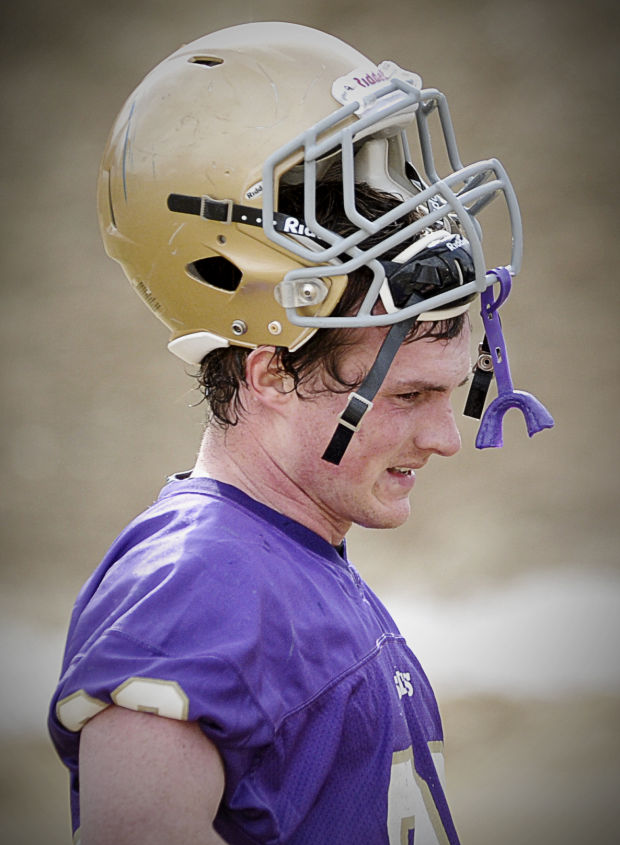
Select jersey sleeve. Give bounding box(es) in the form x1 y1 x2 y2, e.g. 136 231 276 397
50 526 277 759
53 626 272 747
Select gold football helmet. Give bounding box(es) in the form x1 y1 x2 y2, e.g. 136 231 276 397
97 22 522 364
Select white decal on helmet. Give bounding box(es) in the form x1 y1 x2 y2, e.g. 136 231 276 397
245 181 263 201
332 61 422 116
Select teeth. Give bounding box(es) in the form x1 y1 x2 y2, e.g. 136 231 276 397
391 467 412 475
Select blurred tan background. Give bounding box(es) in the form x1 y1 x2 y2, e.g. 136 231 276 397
1 0 619 842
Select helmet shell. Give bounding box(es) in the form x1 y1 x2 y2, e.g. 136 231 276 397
97 23 374 354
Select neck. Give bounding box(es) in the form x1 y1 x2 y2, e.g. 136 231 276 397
192 422 350 546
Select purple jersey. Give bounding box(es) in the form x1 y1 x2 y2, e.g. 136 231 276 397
49 477 461 844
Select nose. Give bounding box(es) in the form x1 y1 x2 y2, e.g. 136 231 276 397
413 399 462 458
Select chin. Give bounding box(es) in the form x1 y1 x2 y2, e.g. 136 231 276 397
357 500 412 531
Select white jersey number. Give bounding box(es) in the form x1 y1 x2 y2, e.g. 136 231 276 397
387 744 450 845
56 676 189 732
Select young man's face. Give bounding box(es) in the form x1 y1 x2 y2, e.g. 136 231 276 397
275 322 472 544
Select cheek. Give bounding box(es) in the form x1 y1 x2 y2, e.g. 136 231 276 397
340 412 409 472
292 397 344 462
361 408 414 447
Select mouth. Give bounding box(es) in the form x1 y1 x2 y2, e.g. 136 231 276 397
387 466 415 478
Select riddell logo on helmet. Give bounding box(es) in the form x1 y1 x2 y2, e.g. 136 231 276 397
283 217 316 238
353 68 388 89
445 234 468 251
245 181 263 201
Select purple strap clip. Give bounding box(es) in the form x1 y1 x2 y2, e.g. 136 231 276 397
476 267 554 448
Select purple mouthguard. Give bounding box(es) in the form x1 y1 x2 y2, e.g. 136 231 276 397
474 267 554 448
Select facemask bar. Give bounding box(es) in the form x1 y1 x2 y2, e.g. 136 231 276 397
262 74 523 330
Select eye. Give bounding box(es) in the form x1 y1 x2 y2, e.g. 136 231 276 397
396 391 422 403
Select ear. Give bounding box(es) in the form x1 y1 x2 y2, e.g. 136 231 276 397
245 347 296 412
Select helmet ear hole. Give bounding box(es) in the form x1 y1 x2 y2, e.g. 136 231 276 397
187 257 242 292
189 56 223 67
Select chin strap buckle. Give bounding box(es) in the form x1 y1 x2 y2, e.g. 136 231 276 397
321 393 375 465
464 267 554 448
338 392 375 432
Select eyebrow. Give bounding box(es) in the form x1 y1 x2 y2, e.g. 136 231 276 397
391 373 472 394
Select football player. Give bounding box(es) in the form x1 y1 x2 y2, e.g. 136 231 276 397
49 22 552 844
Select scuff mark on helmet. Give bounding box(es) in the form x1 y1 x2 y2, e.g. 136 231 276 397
121 101 136 203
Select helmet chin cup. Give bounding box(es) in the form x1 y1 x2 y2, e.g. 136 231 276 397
474 268 554 448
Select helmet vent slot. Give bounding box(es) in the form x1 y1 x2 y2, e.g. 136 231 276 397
187 257 241 292
190 56 223 67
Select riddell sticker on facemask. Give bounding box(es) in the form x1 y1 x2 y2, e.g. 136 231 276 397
332 62 422 115
245 181 263 200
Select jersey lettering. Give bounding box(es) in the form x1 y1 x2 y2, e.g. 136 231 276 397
394 669 414 699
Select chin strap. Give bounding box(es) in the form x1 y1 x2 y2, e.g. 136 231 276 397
322 298 421 465
463 335 494 419
464 267 554 447
167 192 319 241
